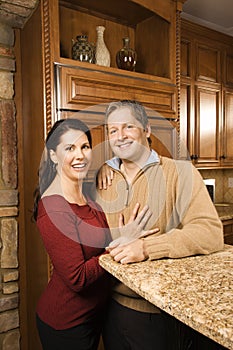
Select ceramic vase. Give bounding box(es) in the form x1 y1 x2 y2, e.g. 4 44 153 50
116 37 137 71
72 35 94 63
95 26 110 67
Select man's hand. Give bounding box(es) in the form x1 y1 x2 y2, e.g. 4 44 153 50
107 238 149 264
97 163 114 190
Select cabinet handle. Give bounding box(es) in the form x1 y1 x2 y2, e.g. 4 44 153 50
191 155 198 160
220 155 226 159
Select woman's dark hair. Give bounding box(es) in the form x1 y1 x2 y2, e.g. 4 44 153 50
33 118 92 221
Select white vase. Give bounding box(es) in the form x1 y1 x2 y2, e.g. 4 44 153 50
95 26 110 67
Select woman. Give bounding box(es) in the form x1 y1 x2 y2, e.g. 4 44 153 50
33 118 112 350
33 118 155 350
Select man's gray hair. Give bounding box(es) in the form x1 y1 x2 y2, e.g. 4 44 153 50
105 100 149 130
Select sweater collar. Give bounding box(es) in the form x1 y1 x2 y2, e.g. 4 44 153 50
106 149 160 171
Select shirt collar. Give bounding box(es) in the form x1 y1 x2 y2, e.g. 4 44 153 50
106 149 160 171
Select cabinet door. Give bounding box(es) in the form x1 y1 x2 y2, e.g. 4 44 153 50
179 84 221 166
55 64 177 118
179 83 192 161
193 86 221 167
223 220 233 245
56 65 178 159
149 117 178 159
221 90 233 166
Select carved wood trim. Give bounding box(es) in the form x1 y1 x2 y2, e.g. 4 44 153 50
176 8 181 158
41 0 53 136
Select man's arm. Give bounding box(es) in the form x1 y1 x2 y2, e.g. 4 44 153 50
108 162 224 264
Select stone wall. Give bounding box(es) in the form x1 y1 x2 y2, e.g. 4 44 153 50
0 1 39 349
0 0 39 350
0 22 20 350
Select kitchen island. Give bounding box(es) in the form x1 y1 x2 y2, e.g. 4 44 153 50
99 245 233 349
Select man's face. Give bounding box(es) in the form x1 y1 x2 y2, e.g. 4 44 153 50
107 107 151 164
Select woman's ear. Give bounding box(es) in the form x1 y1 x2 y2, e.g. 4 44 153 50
145 124 151 138
49 149 58 165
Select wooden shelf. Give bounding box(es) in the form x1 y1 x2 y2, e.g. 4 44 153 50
59 0 174 79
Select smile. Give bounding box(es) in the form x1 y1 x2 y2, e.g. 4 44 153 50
117 142 132 149
72 163 87 169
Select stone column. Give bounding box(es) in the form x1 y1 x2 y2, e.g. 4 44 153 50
0 22 20 350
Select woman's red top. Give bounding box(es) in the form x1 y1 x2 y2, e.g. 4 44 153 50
36 194 112 330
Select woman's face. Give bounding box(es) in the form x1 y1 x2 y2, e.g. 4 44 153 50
50 129 92 182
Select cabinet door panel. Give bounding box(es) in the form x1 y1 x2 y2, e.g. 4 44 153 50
196 45 220 83
223 221 233 245
150 119 177 159
222 90 233 165
194 87 220 166
226 54 233 87
180 84 192 160
56 64 176 117
181 39 191 78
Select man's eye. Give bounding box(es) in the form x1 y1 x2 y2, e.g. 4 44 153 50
126 124 134 129
109 129 117 135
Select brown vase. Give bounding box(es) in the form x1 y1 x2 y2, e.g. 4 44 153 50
72 35 94 63
116 37 137 71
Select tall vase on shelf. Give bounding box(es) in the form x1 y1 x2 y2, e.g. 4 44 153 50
95 26 110 67
116 37 137 71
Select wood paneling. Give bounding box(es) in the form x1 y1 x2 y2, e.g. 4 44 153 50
226 55 233 86
222 90 233 165
56 64 177 116
194 86 220 166
223 219 233 245
181 39 191 78
180 19 233 168
196 45 220 83
179 84 191 160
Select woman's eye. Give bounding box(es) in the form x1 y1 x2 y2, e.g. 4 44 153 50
66 145 74 151
82 144 90 149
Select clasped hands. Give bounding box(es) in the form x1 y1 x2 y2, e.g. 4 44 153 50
106 203 159 264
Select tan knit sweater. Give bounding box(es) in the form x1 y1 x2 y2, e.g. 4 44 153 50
95 152 224 313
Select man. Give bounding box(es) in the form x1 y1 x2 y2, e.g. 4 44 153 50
95 100 224 350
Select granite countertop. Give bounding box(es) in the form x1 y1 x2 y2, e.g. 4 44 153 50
99 245 233 350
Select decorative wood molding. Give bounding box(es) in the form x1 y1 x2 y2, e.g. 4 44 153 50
176 8 181 157
41 0 53 136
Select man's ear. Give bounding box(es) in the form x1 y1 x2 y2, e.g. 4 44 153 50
145 124 151 138
49 149 58 164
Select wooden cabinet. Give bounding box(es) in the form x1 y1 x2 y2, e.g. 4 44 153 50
59 0 175 79
221 89 233 166
52 0 182 160
55 64 178 161
180 82 221 166
47 0 182 124
180 20 233 168
223 219 233 245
